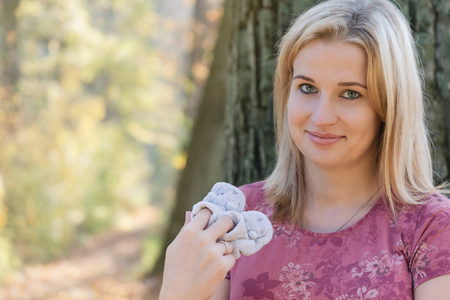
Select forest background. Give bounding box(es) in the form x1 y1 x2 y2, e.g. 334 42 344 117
0 0 449 299
0 0 223 298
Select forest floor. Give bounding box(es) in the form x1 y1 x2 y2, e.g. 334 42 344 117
0 206 164 300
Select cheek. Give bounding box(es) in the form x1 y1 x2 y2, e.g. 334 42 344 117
364 111 381 134
287 97 307 127
368 117 382 144
353 110 381 142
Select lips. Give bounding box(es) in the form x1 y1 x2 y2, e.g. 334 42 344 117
307 131 344 145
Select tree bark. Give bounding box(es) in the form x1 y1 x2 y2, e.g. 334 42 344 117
396 0 450 182
225 0 317 186
225 0 450 185
431 0 450 182
151 0 232 275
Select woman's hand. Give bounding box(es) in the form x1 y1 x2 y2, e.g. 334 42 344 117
159 209 236 300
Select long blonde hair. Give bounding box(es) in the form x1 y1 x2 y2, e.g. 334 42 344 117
264 0 441 225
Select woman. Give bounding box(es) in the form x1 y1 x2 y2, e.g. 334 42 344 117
160 0 450 299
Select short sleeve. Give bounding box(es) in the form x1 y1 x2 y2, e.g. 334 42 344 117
410 194 450 290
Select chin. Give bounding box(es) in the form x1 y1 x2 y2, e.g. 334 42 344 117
311 159 343 168
302 153 343 168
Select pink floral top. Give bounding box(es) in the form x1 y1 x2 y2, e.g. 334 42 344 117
227 181 450 299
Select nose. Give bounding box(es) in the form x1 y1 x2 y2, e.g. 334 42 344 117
310 94 339 126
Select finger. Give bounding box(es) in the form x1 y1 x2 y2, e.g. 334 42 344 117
185 208 212 231
217 241 233 256
181 211 192 230
222 253 236 272
205 215 235 240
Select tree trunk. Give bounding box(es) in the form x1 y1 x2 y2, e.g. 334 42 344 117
0 0 20 134
395 0 450 182
430 0 450 182
224 0 450 185
151 0 232 275
225 0 317 186
183 0 224 120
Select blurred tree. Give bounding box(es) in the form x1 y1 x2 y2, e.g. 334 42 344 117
0 0 20 133
147 0 194 210
151 0 232 275
182 0 224 120
0 0 21 277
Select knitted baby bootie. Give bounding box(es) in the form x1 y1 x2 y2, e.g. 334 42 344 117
222 210 273 259
191 182 246 227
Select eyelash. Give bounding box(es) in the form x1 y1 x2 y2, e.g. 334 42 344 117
298 84 361 100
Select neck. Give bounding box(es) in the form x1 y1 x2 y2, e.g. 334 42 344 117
304 159 380 208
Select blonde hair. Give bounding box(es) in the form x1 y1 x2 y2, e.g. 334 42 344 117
264 0 441 225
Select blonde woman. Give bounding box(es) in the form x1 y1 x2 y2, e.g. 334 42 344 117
160 0 450 299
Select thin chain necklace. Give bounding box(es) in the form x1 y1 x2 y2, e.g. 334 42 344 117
302 186 381 232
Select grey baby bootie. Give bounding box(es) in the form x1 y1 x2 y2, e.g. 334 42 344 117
191 182 273 259
191 182 246 227
222 210 273 259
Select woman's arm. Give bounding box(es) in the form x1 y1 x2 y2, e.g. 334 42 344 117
159 209 235 300
414 274 450 299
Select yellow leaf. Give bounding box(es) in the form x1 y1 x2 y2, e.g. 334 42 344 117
171 152 187 170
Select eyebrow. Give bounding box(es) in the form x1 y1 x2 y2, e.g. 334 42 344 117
293 75 315 83
338 82 367 89
292 74 367 89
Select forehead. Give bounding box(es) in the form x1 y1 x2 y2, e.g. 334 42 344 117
292 40 368 83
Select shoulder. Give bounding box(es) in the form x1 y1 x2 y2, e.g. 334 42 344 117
399 193 450 289
394 193 450 238
406 193 450 226
239 181 265 197
238 181 272 213
420 192 450 212
415 193 450 237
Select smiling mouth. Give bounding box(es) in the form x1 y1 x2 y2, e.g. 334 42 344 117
307 131 344 145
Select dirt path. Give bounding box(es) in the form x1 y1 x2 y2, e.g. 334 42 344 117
0 207 163 300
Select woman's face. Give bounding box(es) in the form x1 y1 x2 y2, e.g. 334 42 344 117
287 39 381 169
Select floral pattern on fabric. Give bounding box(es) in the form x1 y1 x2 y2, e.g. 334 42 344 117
229 181 450 300
242 272 281 299
275 262 316 299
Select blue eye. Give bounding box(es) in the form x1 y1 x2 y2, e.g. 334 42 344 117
341 90 360 99
299 84 317 94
